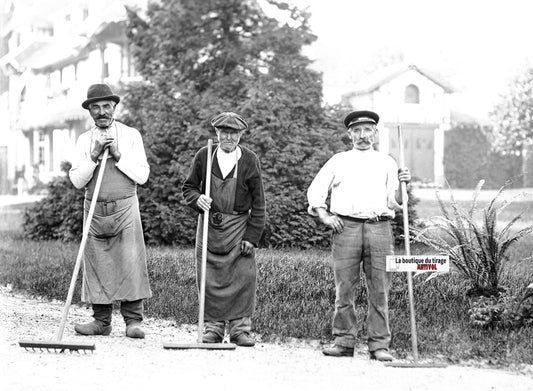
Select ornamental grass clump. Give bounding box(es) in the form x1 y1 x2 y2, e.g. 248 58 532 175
414 179 533 299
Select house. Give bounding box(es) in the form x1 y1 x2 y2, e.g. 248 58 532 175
342 62 458 186
0 0 145 194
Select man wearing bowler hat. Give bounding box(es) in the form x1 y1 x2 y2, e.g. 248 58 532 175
307 110 411 361
69 84 151 339
182 112 266 346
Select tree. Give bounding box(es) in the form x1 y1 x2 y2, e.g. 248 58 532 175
490 67 533 187
22 0 421 248
121 0 345 247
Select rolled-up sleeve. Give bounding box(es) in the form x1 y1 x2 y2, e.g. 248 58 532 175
69 132 97 189
115 128 150 185
386 155 401 210
307 156 336 216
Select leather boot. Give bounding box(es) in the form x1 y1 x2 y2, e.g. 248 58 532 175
322 344 354 357
75 303 112 336
74 320 112 336
370 349 394 362
228 317 253 346
230 332 255 347
125 321 145 339
202 331 223 343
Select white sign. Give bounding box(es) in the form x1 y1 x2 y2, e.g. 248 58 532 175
386 255 450 273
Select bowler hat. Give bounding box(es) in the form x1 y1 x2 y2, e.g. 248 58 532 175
343 110 379 128
82 84 120 109
211 112 248 132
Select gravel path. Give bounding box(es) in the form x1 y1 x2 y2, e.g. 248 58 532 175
1 286 533 391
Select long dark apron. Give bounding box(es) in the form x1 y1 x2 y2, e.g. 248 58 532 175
196 147 256 321
82 145 152 304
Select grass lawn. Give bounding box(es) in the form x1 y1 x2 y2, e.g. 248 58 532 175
1 192 533 368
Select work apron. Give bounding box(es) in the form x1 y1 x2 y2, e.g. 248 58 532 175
81 153 152 304
196 148 256 321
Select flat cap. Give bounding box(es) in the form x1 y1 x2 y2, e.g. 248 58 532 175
210 112 248 132
343 110 379 128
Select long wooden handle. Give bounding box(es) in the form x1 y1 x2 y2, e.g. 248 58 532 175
397 126 411 256
197 139 213 344
398 125 419 362
55 148 109 341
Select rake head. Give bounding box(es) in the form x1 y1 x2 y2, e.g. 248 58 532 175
384 361 447 368
163 342 237 350
19 340 95 353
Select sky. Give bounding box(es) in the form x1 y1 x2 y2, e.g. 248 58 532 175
292 0 533 118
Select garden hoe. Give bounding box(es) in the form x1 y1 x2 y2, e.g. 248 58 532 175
384 126 446 368
19 148 111 353
164 139 236 351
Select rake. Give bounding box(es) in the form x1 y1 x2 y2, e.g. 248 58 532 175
164 139 236 350
19 148 111 353
384 125 446 368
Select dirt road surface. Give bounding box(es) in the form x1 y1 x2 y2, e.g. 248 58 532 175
1 287 532 391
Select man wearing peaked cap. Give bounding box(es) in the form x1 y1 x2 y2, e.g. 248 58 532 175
183 111 265 347
343 110 379 128
307 109 411 361
69 83 151 339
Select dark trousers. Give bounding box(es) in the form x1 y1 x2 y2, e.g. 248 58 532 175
205 317 252 339
92 299 144 326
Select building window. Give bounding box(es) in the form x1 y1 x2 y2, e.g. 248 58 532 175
405 84 420 104
37 25 54 37
38 146 45 165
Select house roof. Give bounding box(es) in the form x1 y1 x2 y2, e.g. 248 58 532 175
344 62 459 98
450 110 491 127
0 35 89 73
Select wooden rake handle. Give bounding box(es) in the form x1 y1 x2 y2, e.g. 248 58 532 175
197 139 213 344
397 125 419 362
55 148 109 341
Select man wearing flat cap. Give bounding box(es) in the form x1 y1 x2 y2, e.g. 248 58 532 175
307 110 410 361
69 83 151 339
183 112 266 346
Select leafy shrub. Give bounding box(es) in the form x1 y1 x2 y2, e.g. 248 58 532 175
22 161 84 241
120 0 346 248
468 285 533 329
414 180 533 294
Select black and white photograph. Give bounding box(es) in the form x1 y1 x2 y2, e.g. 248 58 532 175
1 0 533 390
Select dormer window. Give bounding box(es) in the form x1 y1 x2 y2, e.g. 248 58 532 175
405 84 420 104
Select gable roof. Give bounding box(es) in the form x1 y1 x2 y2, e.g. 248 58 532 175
344 62 458 98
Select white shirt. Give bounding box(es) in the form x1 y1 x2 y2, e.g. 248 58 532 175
69 121 150 189
307 148 401 218
216 146 241 179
